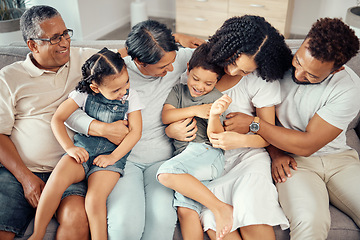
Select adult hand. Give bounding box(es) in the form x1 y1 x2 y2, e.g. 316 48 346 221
223 112 253 133
66 146 89 164
271 152 298 183
165 117 198 142
209 132 246 150
173 33 206 48
21 173 45 208
102 120 129 145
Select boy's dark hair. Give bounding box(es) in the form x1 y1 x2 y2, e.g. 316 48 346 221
76 48 126 94
306 18 359 70
20 5 60 43
188 43 225 81
126 20 178 65
207 15 292 81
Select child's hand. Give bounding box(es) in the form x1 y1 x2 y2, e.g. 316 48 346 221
66 146 89 164
93 154 118 168
195 103 212 119
210 94 232 116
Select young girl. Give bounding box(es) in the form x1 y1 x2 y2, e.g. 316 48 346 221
29 48 143 240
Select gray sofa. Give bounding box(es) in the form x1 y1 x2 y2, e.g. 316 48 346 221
1 39 359 240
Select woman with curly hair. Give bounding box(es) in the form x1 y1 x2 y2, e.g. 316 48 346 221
167 15 292 240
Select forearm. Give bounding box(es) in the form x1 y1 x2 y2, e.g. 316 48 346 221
51 120 75 151
162 106 198 124
266 144 286 160
111 128 141 160
258 119 318 156
207 114 224 135
242 134 269 148
65 108 94 135
0 134 34 184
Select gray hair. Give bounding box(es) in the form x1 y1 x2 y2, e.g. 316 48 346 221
20 5 60 43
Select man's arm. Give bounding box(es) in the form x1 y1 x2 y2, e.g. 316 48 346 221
172 33 206 48
66 108 129 145
0 134 45 208
232 112 342 156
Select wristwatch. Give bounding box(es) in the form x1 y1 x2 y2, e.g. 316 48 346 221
249 116 260 133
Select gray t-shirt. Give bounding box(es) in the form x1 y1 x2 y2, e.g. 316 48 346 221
165 83 223 155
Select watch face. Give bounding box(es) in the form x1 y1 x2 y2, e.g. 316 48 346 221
250 122 260 132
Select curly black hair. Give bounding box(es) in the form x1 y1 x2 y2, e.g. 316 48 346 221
306 18 359 70
207 15 293 81
76 48 126 94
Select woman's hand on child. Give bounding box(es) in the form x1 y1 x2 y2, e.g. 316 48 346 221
210 94 232 116
67 146 89 163
165 117 198 141
209 132 246 150
93 154 118 168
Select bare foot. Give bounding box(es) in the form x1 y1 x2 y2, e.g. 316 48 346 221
212 203 233 240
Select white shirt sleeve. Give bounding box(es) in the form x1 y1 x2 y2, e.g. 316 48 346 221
123 89 145 120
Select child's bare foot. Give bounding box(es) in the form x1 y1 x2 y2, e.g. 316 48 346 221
213 203 233 240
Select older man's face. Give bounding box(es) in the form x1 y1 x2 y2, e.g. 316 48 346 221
30 16 71 72
291 38 335 85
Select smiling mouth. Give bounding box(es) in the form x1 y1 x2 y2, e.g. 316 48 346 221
192 87 204 95
59 49 69 54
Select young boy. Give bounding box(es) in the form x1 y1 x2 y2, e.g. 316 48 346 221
157 43 233 240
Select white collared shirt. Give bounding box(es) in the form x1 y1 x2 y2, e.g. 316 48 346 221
0 47 98 172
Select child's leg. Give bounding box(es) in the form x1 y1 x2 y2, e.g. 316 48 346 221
85 170 120 240
29 155 86 240
207 229 242 240
177 207 203 240
158 173 233 240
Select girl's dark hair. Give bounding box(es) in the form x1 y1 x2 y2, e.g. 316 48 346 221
126 19 178 65
306 18 359 70
208 15 293 81
76 48 126 94
188 43 225 81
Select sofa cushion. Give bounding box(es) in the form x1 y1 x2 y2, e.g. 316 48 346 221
0 46 28 70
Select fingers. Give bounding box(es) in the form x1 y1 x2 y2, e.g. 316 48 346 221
289 157 298 170
73 149 89 163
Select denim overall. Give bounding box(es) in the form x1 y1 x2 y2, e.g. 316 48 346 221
74 93 130 178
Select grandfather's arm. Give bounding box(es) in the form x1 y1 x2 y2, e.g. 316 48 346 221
0 134 45 208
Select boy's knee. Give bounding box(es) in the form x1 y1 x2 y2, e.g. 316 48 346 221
157 173 172 187
177 207 198 222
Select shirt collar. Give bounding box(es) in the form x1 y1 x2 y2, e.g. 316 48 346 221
22 53 69 77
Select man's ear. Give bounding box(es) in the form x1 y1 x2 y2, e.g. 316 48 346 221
186 62 190 75
89 83 100 93
27 40 39 53
134 58 147 67
332 66 345 74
